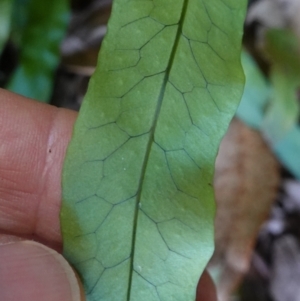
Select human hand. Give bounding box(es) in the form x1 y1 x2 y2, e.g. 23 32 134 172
0 88 217 301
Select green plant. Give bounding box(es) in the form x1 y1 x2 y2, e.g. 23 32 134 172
1 1 299 299
0 0 69 102
238 29 300 179
60 0 247 300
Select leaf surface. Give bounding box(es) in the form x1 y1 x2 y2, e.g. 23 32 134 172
61 0 246 300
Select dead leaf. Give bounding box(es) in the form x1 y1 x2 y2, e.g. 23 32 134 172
210 118 280 301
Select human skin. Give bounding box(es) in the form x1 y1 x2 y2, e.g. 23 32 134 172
0 88 217 301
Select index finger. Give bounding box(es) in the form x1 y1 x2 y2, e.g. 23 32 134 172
0 88 77 250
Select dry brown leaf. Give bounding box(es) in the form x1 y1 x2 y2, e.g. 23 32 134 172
210 118 280 301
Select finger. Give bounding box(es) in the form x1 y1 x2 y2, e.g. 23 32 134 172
0 240 85 301
0 89 77 249
197 271 218 301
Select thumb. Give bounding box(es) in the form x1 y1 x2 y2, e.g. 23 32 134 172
0 240 84 301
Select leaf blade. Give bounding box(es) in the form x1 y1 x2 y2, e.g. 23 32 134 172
61 0 246 300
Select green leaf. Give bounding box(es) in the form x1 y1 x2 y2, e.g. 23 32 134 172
61 1 246 300
0 0 13 55
261 29 300 141
237 29 300 179
262 65 300 144
260 29 300 179
6 0 69 102
236 51 270 129
262 68 300 179
264 28 300 72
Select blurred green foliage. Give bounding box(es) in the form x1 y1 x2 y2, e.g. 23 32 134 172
237 51 270 129
0 0 69 102
0 0 13 56
238 29 300 179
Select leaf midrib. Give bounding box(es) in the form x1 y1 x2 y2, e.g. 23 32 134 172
127 0 189 299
